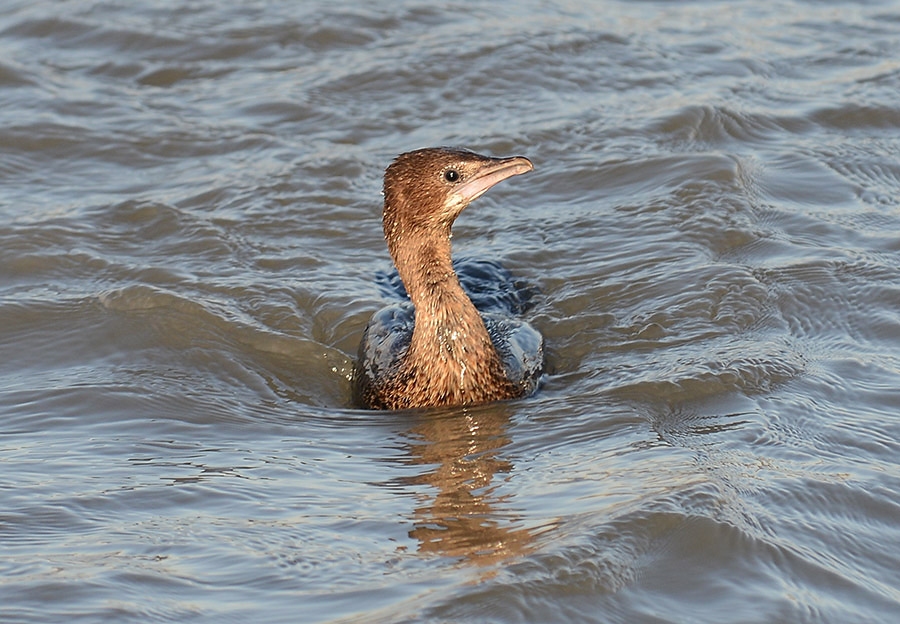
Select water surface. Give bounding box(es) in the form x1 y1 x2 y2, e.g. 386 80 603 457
2 1 900 622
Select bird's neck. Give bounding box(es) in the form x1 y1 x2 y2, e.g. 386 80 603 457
389 232 505 394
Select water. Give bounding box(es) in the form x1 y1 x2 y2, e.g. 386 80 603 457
2 1 899 622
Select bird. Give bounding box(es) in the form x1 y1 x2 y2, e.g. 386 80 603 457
354 147 543 410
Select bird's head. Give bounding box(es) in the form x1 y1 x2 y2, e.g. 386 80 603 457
382 147 533 247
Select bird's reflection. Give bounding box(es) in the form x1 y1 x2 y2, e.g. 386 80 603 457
398 402 534 566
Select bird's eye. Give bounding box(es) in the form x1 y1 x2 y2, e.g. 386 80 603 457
443 169 460 183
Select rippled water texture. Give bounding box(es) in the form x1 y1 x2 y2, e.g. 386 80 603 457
2 1 900 622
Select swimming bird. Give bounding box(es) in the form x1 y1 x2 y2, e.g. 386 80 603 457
354 147 543 410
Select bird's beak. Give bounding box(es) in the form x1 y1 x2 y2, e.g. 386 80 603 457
453 156 534 205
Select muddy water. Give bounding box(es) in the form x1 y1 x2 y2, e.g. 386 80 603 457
2 1 899 622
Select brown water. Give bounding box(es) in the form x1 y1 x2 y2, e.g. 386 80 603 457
2 1 900 622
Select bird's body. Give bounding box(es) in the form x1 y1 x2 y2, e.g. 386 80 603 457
354 147 542 410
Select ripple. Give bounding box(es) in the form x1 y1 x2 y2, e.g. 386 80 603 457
651 104 810 149
0 58 35 87
811 103 900 131
609 339 805 405
758 256 900 349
